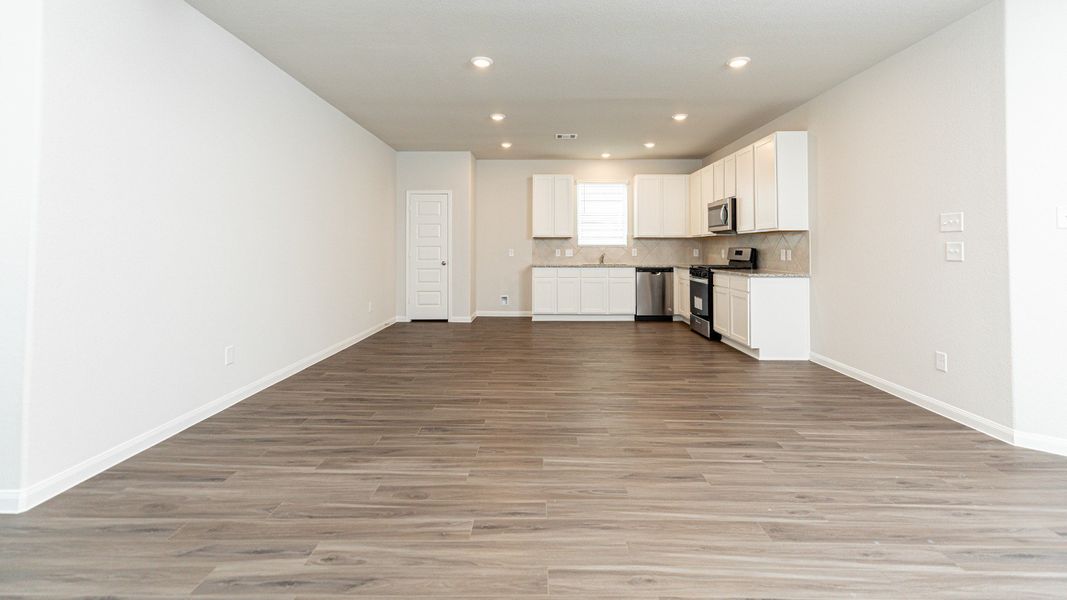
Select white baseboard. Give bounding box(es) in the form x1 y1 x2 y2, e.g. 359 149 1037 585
3 318 396 514
394 316 411 323
1014 430 1067 457
477 310 532 317
448 315 476 323
532 314 635 322
0 489 18 514
809 352 1016 446
720 337 761 360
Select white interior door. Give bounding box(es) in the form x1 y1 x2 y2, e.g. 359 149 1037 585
408 191 450 320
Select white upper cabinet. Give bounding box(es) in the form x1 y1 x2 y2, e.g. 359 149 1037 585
699 164 715 216
531 174 574 237
712 159 725 201
723 154 736 199
633 174 688 238
688 171 703 237
734 145 756 233
752 132 808 232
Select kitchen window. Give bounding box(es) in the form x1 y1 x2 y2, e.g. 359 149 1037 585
576 182 628 246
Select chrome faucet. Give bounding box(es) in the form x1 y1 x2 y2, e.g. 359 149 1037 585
598 253 606 265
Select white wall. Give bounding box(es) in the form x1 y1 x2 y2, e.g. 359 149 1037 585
1005 0 1067 452
395 151 475 320
0 0 43 498
707 3 1014 432
11 0 396 511
475 159 700 313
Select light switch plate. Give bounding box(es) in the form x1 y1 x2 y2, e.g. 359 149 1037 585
692 248 699 257
1058 205 1067 229
936 351 948 372
780 249 787 260
940 212 964 232
786 249 793 261
224 345 235 366
945 241 965 262
507 248 514 257
555 249 561 257
564 249 573 257
631 248 637 256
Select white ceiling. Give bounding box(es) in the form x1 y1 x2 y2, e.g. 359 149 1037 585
186 0 988 160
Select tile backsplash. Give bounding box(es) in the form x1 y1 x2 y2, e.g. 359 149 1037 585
701 231 809 273
533 231 809 273
533 238 701 266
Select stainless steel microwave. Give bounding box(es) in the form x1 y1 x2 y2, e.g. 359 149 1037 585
708 197 736 233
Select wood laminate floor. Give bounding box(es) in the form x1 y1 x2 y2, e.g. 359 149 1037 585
3 319 1067 599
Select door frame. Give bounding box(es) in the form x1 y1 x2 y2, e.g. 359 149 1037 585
405 190 453 320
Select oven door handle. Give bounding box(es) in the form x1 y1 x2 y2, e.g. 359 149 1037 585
689 277 708 284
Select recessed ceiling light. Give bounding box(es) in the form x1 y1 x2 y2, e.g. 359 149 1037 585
601 153 611 159
500 142 512 149
490 113 506 121
727 56 751 69
672 113 688 122
644 142 656 149
470 56 493 69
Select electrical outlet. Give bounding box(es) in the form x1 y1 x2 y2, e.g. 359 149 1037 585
500 294 509 306
555 249 561 257
720 249 726 259
224 345 235 366
786 249 793 261
935 351 948 372
631 247 638 257
780 249 787 260
367 300 373 313
945 241 965 262
565 249 573 257
692 248 699 257
940 212 964 232
1058 205 1067 229
507 248 514 257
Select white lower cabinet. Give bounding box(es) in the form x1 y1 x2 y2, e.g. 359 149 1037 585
579 268 608 314
711 273 809 360
673 269 690 320
533 267 636 320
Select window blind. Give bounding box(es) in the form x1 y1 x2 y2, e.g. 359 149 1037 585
577 182 628 246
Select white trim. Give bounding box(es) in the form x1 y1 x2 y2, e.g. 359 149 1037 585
809 352 1016 446
405 190 452 322
1014 430 1067 457
532 314 634 322
477 310 532 318
448 315 476 323
1 318 396 514
0 489 18 514
394 316 411 323
720 337 761 360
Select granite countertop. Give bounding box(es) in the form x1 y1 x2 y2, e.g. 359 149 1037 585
531 264 676 269
706 267 809 278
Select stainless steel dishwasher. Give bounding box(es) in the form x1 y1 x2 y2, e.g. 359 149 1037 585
635 267 673 321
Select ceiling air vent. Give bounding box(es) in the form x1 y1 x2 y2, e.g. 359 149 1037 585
555 133 578 140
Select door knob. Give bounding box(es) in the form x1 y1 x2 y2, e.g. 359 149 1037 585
441 260 447 266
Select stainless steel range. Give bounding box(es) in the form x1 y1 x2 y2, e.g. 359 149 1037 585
688 247 757 339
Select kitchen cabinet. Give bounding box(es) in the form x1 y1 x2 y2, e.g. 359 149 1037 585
673 269 690 319
752 131 809 232
532 267 636 320
633 175 688 237
532 269 557 314
723 154 736 199
580 268 608 314
734 145 755 233
710 272 809 360
531 174 575 237
699 164 715 219
712 160 725 201
608 270 637 315
688 172 704 237
712 286 730 334
557 269 580 313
